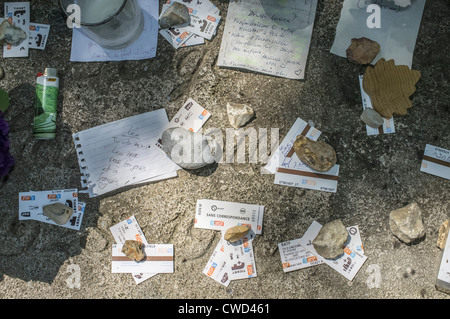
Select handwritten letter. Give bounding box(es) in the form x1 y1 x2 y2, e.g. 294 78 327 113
217 0 318 79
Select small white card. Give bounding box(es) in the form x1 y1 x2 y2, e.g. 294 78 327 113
3 2 30 58
420 144 450 180
299 221 368 281
29 23 50 50
203 233 257 286
278 225 364 273
111 244 174 274
159 3 195 49
437 230 450 286
263 117 321 174
110 216 159 284
194 199 264 234
359 75 395 136
167 0 221 40
18 189 84 230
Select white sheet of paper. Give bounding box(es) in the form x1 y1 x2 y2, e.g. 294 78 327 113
3 2 30 58
299 221 368 281
420 144 450 180
217 0 318 79
70 0 158 62
73 109 179 197
359 75 395 136
330 0 426 68
194 199 264 234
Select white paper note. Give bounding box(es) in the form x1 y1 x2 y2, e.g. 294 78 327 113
420 144 450 180
70 0 158 62
217 0 318 79
330 0 426 68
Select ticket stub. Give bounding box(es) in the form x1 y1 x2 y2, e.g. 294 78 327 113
111 244 174 273
274 163 340 193
168 0 221 40
420 144 450 180
18 189 83 230
263 117 321 174
3 2 30 58
299 221 367 281
156 98 211 150
195 199 264 234
359 75 395 136
278 225 364 273
436 230 450 294
203 233 257 286
109 216 159 284
29 23 50 50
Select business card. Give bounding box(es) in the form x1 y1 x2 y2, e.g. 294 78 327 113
195 199 264 234
420 144 450 180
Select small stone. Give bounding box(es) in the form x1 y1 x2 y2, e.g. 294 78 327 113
161 127 219 170
437 220 450 250
313 219 349 259
346 37 380 65
159 2 191 29
224 225 250 243
227 102 255 128
121 240 145 262
360 108 384 128
293 135 337 172
0 20 27 46
389 203 426 244
43 203 73 225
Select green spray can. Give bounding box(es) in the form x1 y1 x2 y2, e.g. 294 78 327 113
33 68 59 139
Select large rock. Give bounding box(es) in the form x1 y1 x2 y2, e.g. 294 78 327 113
293 135 337 172
346 37 380 65
224 225 250 243
161 127 219 170
360 108 384 128
43 202 73 225
227 102 255 128
0 20 27 46
389 203 426 244
312 219 349 259
121 240 145 262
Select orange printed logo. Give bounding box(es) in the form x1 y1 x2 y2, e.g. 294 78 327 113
214 221 224 226
207 267 215 276
48 194 58 199
21 196 32 201
344 247 352 255
307 256 317 263
73 193 78 197
282 263 290 269
247 265 253 276
180 31 189 40
135 234 143 242
202 110 208 116
207 15 216 22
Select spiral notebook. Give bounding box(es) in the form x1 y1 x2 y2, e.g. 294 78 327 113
72 109 179 197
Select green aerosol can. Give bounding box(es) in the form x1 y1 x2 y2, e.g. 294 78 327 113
33 68 59 139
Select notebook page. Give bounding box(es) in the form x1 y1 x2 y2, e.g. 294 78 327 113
73 109 179 197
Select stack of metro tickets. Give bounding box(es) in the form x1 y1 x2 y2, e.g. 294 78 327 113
278 224 365 273
159 0 221 49
203 232 257 287
359 75 395 136
18 189 85 231
420 144 450 180
194 199 264 234
110 216 173 284
263 118 340 193
283 221 367 281
1 2 51 58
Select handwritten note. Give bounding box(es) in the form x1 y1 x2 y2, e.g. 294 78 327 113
217 0 318 79
73 109 179 197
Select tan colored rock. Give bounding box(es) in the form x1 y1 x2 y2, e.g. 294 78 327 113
363 58 421 118
224 225 250 243
293 135 337 172
121 240 145 261
437 220 450 250
0 20 27 46
43 202 73 225
227 102 255 129
346 37 380 65
389 203 425 244
313 219 349 259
